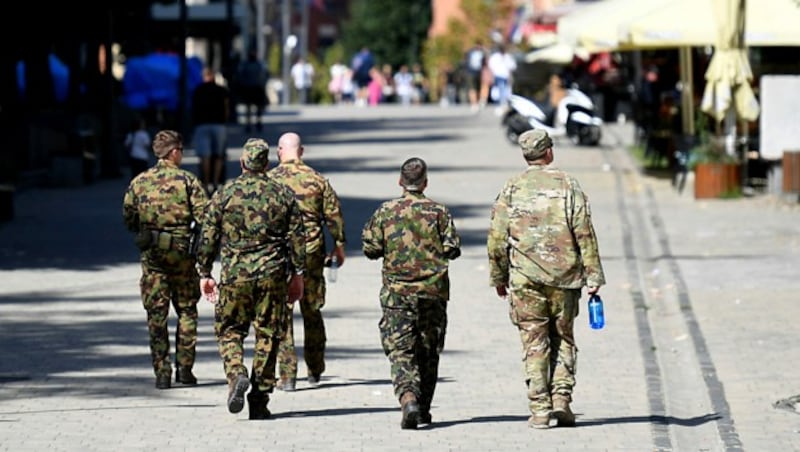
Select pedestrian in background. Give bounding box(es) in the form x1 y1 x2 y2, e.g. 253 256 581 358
361 157 461 430
464 40 487 111
290 57 314 105
196 138 306 420
488 44 517 114
351 47 374 106
122 130 208 390
269 132 346 391
487 129 606 429
236 50 269 132
191 67 230 194
124 116 151 180
328 60 347 104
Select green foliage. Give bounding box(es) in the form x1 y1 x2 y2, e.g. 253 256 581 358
687 113 739 170
420 0 514 102
341 0 431 70
687 141 739 170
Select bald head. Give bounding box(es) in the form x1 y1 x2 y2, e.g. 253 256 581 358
277 132 303 161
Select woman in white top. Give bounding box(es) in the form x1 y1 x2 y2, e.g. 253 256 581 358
488 44 517 111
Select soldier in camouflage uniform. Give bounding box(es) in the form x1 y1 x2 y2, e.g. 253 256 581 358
362 157 461 430
122 130 208 390
269 132 346 391
487 129 605 429
195 138 306 420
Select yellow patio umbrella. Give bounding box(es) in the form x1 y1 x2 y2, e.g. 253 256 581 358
699 0 760 123
557 0 672 53
620 0 800 48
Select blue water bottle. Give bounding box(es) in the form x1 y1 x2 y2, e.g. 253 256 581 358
588 294 605 329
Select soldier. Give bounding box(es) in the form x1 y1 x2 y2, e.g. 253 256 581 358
487 129 606 429
195 138 305 420
122 130 208 389
269 132 346 391
361 157 461 429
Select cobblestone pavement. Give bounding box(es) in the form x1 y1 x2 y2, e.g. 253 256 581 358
1 104 798 451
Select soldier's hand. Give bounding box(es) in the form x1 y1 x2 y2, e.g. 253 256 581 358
200 277 219 304
332 245 346 267
288 273 304 304
495 285 508 299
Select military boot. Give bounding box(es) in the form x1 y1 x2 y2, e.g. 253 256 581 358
175 367 197 385
528 412 552 429
247 392 271 420
227 374 250 414
400 392 420 430
552 396 576 427
277 377 296 392
419 410 432 425
155 373 171 390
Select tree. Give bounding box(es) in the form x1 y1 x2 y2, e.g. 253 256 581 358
340 0 431 70
421 0 514 102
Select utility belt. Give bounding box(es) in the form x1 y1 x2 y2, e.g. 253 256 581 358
135 228 192 254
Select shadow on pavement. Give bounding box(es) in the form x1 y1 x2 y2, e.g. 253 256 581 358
579 412 722 427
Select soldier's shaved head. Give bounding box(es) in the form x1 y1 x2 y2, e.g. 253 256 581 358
277 132 303 161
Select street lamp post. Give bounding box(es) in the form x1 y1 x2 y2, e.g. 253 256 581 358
281 0 292 106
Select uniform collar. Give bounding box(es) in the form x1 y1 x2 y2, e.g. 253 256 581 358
157 159 179 169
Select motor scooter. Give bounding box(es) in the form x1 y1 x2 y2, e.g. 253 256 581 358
501 87 603 146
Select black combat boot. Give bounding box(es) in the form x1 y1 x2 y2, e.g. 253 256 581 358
400 392 420 430
247 392 271 420
227 374 250 414
175 367 197 385
155 373 171 390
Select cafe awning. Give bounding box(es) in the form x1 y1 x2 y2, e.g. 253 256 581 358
620 0 800 48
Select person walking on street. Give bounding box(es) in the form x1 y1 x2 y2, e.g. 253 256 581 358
361 157 461 430
191 67 230 194
290 57 314 105
124 116 151 180
122 130 209 390
464 41 487 111
195 138 306 420
487 129 606 429
236 50 269 132
487 44 517 114
269 132 346 391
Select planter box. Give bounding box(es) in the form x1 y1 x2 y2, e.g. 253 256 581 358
694 162 741 199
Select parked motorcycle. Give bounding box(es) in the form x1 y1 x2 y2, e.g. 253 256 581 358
501 88 603 146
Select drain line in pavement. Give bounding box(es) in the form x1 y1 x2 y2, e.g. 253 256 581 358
643 186 743 451
611 165 672 451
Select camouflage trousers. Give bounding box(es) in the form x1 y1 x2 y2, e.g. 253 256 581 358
278 256 326 380
508 272 579 414
214 277 287 395
140 266 199 378
378 287 447 412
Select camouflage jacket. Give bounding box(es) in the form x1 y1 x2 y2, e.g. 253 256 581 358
487 164 605 289
122 159 208 272
268 159 346 255
362 191 461 299
195 172 305 284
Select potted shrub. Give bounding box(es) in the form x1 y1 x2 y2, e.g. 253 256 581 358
689 135 741 199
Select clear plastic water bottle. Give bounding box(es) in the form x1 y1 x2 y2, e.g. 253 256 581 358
588 294 605 329
327 255 338 283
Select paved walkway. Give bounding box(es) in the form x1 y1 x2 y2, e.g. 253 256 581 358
1 105 799 451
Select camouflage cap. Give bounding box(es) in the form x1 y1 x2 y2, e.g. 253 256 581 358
519 129 553 161
242 138 269 171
